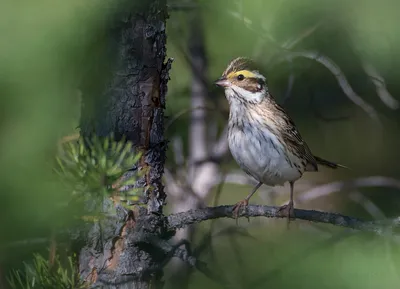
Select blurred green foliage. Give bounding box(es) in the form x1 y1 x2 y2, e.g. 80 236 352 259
172 222 400 289
56 136 142 210
1 0 400 288
8 254 84 289
0 0 140 280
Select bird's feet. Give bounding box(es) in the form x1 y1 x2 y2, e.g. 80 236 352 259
232 199 249 225
277 201 295 226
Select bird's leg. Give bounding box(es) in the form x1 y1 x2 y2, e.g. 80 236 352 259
232 182 263 224
278 181 296 224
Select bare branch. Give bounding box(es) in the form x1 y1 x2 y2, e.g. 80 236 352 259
226 8 322 53
149 238 230 287
165 106 213 131
282 21 323 50
349 190 386 220
167 205 385 235
284 51 381 124
362 61 399 110
1 237 49 248
225 7 391 123
297 176 400 204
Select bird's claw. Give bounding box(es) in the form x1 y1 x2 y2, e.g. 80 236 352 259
277 201 295 227
232 199 250 225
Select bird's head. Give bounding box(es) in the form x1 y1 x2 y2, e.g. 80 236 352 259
215 57 268 104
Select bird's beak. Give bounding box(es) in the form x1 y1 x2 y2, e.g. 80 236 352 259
215 77 231 88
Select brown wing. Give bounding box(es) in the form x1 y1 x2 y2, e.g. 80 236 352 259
274 104 318 172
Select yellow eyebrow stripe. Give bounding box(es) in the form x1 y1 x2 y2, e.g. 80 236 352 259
227 70 258 79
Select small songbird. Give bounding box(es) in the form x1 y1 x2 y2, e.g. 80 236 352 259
215 57 346 221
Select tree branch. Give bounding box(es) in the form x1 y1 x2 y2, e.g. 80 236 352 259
362 61 399 110
167 205 386 235
297 176 400 204
283 51 381 124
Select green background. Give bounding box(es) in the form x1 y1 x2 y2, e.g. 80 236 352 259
1 0 400 288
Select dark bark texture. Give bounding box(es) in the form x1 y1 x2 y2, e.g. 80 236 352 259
78 1 172 288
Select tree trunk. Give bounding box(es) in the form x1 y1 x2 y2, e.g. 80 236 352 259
78 1 171 288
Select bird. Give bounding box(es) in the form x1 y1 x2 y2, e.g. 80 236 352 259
215 57 346 223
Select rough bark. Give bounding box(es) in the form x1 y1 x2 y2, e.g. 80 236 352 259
78 1 172 288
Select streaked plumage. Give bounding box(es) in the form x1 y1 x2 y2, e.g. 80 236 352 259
216 57 345 221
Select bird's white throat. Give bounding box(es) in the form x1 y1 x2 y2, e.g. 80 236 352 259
225 86 265 105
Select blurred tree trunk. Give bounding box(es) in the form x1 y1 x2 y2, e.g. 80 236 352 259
169 6 221 288
78 1 171 288
187 6 221 208
172 5 208 240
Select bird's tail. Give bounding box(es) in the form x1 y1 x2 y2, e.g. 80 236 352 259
314 155 348 169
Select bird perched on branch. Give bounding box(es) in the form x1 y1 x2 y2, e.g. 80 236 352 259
215 57 346 222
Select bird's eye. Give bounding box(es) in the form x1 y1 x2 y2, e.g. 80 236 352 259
237 74 244 81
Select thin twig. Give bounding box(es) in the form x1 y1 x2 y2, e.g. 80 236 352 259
362 61 399 110
282 21 323 50
1 237 49 248
224 7 387 124
349 191 386 220
165 106 214 131
152 238 229 287
297 176 400 204
284 51 381 124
